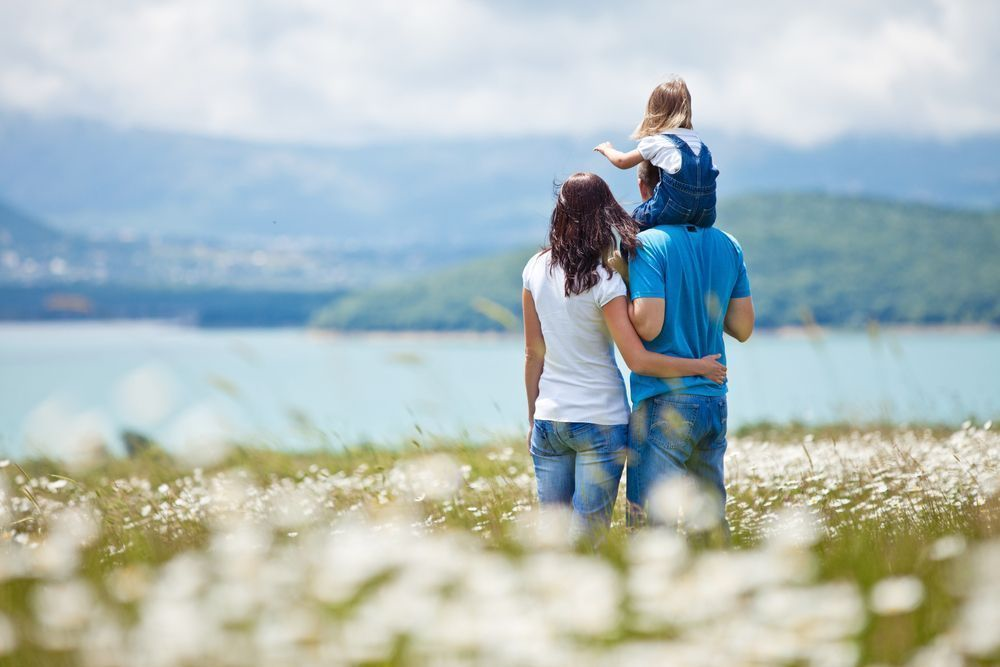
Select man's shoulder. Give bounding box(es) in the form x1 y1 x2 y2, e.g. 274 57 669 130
637 226 743 255
639 225 720 244
708 227 744 252
636 226 671 246
637 226 667 240
638 225 678 242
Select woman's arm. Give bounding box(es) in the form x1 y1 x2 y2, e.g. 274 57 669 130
522 289 546 430
603 296 726 382
594 142 644 169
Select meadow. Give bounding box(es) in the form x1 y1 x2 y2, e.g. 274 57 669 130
0 422 998 666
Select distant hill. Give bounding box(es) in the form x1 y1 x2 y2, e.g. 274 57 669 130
0 199 65 248
313 194 1000 331
312 248 530 331
1 112 999 256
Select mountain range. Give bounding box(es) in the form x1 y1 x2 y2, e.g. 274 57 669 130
2 111 999 329
2 111 999 257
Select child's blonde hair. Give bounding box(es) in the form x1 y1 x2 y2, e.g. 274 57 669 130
631 77 693 140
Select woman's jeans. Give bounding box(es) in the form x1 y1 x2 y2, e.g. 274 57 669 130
530 420 627 543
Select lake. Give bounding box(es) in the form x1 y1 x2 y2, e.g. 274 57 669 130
1 322 998 458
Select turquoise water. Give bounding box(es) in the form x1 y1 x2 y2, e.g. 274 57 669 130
1 322 997 457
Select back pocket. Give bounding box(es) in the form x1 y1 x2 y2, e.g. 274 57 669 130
649 401 699 451
664 198 693 219
696 206 716 227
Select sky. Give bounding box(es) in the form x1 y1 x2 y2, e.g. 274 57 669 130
1 0 998 148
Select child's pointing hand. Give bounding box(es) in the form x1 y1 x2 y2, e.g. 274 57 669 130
593 142 643 169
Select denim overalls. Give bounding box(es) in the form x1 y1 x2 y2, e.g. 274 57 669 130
632 133 718 230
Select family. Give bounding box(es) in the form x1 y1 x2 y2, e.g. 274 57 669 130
522 77 755 542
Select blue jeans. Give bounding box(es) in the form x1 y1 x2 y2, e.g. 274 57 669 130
530 420 627 543
625 394 729 533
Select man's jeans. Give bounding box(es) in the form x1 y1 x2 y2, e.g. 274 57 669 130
530 420 627 543
626 394 729 533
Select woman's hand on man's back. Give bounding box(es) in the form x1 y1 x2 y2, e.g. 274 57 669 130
699 354 727 384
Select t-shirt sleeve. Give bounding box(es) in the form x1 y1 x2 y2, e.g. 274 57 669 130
628 237 666 300
731 245 751 299
637 136 659 160
637 135 682 174
593 268 627 307
521 254 537 293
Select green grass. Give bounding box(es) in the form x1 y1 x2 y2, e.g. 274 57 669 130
1 423 999 665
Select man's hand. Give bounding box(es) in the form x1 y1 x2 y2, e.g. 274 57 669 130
698 354 727 384
526 423 534 452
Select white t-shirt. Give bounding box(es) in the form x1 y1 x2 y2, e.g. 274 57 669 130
522 251 630 426
637 128 705 175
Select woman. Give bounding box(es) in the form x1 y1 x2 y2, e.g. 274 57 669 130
522 172 725 543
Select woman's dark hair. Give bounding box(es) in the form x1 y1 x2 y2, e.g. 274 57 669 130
548 172 639 297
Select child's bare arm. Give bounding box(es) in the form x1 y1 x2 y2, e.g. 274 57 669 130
594 142 644 169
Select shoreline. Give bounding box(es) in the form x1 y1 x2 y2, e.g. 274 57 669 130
0 319 995 338
4 419 995 465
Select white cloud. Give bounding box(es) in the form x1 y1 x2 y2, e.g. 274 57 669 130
0 0 997 147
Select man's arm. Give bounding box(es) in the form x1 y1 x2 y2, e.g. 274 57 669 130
724 296 754 342
629 297 664 342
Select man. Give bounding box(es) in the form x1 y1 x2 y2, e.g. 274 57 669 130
626 161 754 535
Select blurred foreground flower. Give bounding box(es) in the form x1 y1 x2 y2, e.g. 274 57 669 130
870 576 924 615
0 426 997 665
22 398 111 469
647 475 722 532
164 403 232 467
114 363 179 428
953 539 1000 658
389 453 463 502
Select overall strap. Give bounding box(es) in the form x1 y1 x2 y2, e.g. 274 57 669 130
699 143 717 178
661 132 696 158
700 142 713 162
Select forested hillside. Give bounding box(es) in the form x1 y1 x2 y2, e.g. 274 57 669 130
313 194 1000 331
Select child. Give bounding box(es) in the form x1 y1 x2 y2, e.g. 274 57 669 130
594 77 718 230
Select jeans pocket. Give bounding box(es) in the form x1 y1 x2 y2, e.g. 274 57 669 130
649 400 699 450
530 420 558 456
698 400 728 450
696 206 716 227
664 198 693 219
563 421 596 443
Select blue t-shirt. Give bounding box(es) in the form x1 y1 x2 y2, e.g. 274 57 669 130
628 225 751 405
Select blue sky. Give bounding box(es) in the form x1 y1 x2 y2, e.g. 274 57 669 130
1 0 997 148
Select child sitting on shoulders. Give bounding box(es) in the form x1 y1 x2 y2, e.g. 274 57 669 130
594 76 718 230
